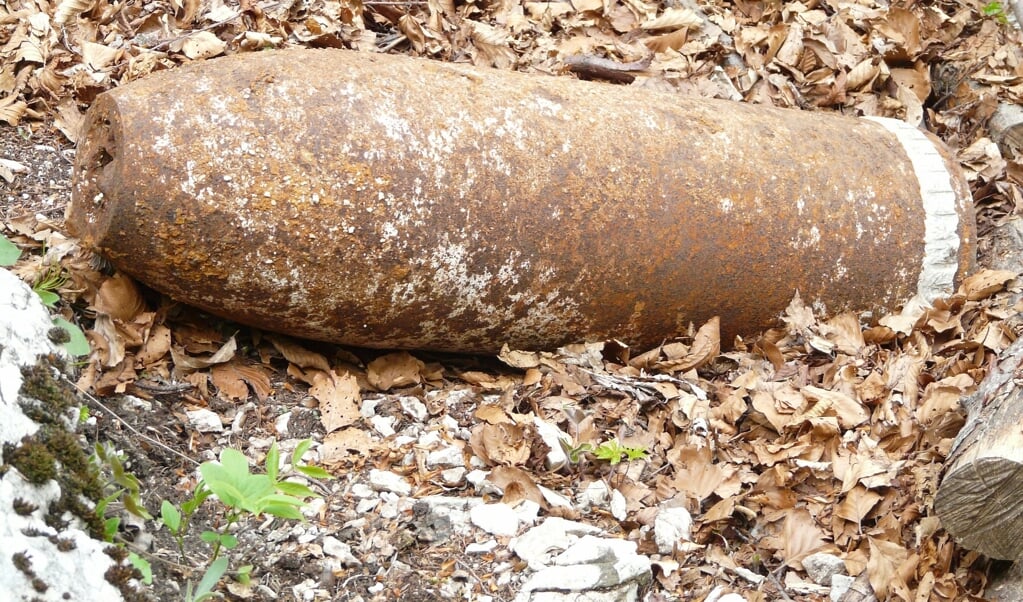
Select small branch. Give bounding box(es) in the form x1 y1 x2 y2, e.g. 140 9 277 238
64 374 200 467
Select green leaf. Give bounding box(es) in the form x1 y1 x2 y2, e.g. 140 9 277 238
0 234 20 266
219 534 239 549
235 565 253 586
266 441 280 483
192 556 229 601
35 288 59 307
52 317 90 357
623 446 649 462
594 440 625 465
259 502 304 521
124 492 153 520
129 552 153 585
182 486 211 515
200 450 275 511
103 517 120 542
274 481 317 499
200 530 221 545
161 500 182 533
295 464 331 480
291 439 313 467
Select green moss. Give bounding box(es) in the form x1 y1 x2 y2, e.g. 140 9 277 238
11 357 149 600
18 360 74 419
6 439 58 485
6 358 108 539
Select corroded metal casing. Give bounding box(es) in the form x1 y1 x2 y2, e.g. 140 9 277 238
67 49 975 353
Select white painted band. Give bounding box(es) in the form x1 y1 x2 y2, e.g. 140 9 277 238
863 116 962 304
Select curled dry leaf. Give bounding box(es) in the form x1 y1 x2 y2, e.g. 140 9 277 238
367 351 424 390
269 335 331 373
169 335 237 372
54 0 94 24
960 269 1017 301
640 7 703 31
211 359 272 402
469 422 532 466
498 344 541 369
489 465 547 508
95 273 146 321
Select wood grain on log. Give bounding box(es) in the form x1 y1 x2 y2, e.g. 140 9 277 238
935 336 1023 559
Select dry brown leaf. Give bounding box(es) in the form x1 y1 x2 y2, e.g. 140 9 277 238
269 335 331 373
170 336 238 373
137 324 172 366
782 508 829 568
312 371 361 432
95 273 146 321
469 422 531 466
498 345 541 369
321 427 374 463
867 536 910 599
475 404 514 424
641 7 702 31
489 465 546 508
54 0 94 24
211 360 254 401
367 351 424 390
835 485 883 525
960 269 1017 301
802 386 869 429
181 31 227 60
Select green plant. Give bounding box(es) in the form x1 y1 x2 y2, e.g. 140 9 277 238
559 437 649 466
1 233 89 357
91 442 153 541
592 438 649 466
157 439 328 601
32 264 68 307
982 1 1010 23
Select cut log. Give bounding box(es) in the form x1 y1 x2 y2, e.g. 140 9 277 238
989 103 1023 158
935 335 1023 559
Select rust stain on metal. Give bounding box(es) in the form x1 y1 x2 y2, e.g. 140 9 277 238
67 49 976 353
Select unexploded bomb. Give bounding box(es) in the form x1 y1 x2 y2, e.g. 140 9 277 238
67 49 975 353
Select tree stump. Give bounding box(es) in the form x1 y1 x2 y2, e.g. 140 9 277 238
935 335 1023 559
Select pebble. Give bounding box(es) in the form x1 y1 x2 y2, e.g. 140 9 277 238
427 444 465 467
654 505 693 554
802 552 846 585
370 415 395 437
470 502 521 536
441 467 466 485
399 396 428 421
368 469 412 496
186 408 224 432
322 536 362 567
466 540 498 554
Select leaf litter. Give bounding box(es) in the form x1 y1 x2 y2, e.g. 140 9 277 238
2 0 1023 599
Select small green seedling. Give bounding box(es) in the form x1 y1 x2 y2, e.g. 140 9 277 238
157 439 328 601
982 1 1010 23
593 438 650 466
32 264 68 307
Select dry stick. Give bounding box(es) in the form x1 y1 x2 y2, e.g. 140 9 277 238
454 559 509 602
148 14 243 51
768 564 795 602
63 374 200 467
